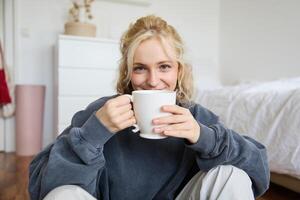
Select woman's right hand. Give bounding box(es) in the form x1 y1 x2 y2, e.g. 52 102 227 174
95 95 136 133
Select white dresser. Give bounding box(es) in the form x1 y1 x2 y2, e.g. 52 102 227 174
54 35 120 135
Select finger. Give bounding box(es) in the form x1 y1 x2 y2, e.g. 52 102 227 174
108 104 130 118
118 117 136 130
114 110 134 124
153 114 186 125
111 103 132 117
164 122 190 131
162 129 189 139
115 95 131 107
112 95 132 107
154 122 190 133
161 105 189 115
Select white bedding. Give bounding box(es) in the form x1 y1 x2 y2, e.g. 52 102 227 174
195 77 300 179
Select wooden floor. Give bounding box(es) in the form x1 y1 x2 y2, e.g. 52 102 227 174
0 152 33 200
0 152 300 200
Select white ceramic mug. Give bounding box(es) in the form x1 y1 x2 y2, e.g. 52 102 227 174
125 90 176 139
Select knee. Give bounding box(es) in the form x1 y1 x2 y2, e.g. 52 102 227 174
200 165 254 200
211 165 251 184
43 185 87 200
207 165 253 190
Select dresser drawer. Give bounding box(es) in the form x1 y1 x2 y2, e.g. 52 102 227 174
58 38 120 69
58 68 118 96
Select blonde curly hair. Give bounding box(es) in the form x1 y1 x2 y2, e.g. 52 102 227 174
116 15 194 103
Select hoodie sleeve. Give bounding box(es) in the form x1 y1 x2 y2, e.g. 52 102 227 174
29 97 114 200
186 103 270 198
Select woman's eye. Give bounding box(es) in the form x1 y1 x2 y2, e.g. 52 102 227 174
133 66 146 73
159 64 171 71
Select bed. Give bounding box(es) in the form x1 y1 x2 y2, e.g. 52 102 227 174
195 77 300 193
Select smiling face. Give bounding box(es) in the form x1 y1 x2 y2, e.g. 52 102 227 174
130 37 179 91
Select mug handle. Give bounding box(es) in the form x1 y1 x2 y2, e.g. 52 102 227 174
124 94 140 133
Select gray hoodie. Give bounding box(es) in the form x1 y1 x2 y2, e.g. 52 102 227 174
29 95 270 200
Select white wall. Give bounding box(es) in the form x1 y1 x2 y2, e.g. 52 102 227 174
220 0 300 85
15 0 220 147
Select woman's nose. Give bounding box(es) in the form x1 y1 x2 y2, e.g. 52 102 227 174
147 71 159 87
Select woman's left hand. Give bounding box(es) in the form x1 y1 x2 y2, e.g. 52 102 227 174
152 105 200 144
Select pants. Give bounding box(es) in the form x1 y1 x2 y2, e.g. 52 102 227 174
43 165 254 200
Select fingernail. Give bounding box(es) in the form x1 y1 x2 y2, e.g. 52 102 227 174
154 128 160 133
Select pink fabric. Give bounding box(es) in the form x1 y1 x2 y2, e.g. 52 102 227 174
0 41 12 105
15 85 45 156
0 69 11 104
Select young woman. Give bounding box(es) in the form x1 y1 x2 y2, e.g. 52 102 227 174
29 15 269 200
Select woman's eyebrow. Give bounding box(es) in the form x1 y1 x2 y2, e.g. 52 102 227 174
157 60 173 64
133 62 146 66
133 60 173 66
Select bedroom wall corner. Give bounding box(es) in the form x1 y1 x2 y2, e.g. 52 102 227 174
219 0 300 85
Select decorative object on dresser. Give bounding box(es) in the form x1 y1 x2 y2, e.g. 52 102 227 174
64 0 96 37
54 35 120 135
